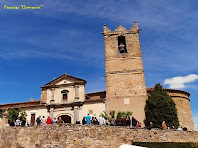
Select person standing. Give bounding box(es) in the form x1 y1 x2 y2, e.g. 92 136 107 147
121 117 127 126
36 115 42 125
162 121 167 130
86 114 91 124
10 119 15 126
110 117 115 126
15 117 22 127
82 116 86 125
57 117 64 124
94 117 99 125
149 122 153 130
138 122 142 128
41 116 46 125
98 115 104 125
126 117 131 127
46 116 52 124
21 118 26 127
91 117 94 125
52 117 57 124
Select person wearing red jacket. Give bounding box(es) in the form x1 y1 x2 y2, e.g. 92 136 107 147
46 116 52 124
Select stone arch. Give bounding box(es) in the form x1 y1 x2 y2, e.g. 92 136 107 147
56 113 73 123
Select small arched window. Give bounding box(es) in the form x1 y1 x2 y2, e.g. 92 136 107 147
118 36 127 54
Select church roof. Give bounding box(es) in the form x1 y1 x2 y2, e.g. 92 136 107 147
42 73 87 87
146 87 190 97
86 91 106 100
0 100 43 109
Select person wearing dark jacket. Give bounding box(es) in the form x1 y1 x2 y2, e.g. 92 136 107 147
126 117 131 126
115 118 121 126
36 115 42 125
10 119 15 126
21 118 26 127
82 116 86 125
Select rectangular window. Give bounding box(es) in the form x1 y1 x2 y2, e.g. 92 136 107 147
63 93 67 100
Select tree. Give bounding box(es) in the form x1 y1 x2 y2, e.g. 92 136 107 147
20 110 27 119
0 109 6 118
117 111 132 119
145 83 179 128
101 110 132 121
109 110 115 118
101 111 111 121
6 108 27 124
8 108 21 124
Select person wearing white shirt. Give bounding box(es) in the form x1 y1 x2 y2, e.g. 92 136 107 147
15 117 22 126
98 115 104 125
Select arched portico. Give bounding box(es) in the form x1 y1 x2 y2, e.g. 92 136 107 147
58 115 71 123
55 113 74 123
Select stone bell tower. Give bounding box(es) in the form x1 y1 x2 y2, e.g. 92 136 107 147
102 21 148 125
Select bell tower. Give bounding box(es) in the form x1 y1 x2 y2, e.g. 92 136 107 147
102 21 147 124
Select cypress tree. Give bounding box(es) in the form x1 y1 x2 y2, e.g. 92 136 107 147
145 83 179 128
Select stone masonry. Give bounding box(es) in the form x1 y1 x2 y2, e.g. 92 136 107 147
0 124 197 148
103 22 148 126
147 88 195 131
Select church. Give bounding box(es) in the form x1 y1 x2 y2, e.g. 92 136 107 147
0 22 195 130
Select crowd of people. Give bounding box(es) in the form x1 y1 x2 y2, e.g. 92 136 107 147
10 117 26 127
81 114 142 127
161 121 188 131
81 115 188 131
35 116 64 125
82 114 105 125
8 114 188 131
9 116 65 127
9 114 142 128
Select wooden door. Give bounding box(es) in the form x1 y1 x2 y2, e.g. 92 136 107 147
31 114 35 126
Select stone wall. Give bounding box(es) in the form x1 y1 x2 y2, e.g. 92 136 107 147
171 96 194 131
0 124 197 148
40 88 47 102
147 88 195 131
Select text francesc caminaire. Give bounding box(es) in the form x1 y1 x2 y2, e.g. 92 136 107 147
4 5 43 10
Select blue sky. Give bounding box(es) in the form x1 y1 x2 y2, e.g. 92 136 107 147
0 0 197 130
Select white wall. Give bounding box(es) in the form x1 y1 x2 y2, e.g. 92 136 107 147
25 107 49 125
79 102 106 121
46 85 85 104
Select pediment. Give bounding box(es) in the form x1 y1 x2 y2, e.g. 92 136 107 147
43 73 87 87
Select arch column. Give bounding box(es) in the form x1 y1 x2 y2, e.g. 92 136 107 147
74 85 80 123
74 106 80 124
50 107 54 119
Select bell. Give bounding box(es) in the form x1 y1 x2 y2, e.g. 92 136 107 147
119 43 126 53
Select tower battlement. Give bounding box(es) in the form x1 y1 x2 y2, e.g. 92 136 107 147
102 21 139 35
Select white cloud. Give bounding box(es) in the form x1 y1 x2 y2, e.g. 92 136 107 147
164 74 198 89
